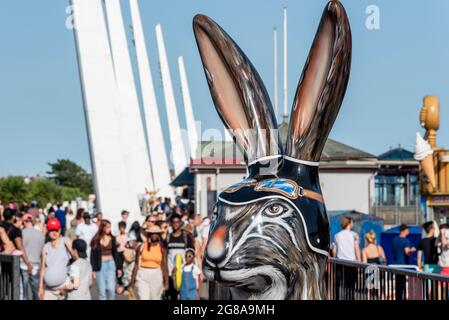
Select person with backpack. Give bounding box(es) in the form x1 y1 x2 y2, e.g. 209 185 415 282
38 218 72 300
166 214 194 300
131 225 168 300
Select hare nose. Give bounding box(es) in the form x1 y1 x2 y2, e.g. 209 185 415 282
207 226 228 260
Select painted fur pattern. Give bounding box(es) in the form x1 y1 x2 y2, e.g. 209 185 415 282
203 200 327 300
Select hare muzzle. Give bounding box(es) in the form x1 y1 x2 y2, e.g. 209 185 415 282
207 225 228 261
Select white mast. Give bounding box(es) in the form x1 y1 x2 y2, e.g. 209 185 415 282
273 27 278 120
283 7 288 118
129 0 173 198
71 0 141 226
155 24 187 177
103 0 154 206
178 56 198 160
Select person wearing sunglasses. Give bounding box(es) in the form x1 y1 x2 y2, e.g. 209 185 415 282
131 225 168 300
176 248 201 300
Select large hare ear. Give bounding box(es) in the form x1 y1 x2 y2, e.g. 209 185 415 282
285 1 352 162
193 15 282 165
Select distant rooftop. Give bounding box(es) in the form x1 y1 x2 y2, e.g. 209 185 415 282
378 147 415 161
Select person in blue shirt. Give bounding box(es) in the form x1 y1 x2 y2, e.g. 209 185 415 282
392 224 416 265
55 204 67 236
392 224 416 300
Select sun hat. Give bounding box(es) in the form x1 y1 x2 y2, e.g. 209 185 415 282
144 225 163 234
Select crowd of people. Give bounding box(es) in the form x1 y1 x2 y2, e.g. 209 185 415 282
0 197 211 300
332 216 449 276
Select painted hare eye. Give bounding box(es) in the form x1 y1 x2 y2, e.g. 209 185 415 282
264 204 286 217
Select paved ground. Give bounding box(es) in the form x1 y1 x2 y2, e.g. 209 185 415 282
90 282 128 300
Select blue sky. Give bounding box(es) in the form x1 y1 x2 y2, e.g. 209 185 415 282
0 0 448 176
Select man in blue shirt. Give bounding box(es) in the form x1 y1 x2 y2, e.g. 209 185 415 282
392 224 416 300
55 204 67 236
392 224 416 265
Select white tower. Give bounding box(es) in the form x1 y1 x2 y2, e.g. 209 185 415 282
178 56 198 160
155 24 188 177
71 0 141 227
103 0 154 205
273 27 278 120
283 7 288 118
129 0 173 198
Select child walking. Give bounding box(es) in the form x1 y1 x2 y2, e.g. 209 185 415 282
63 239 93 300
176 248 201 300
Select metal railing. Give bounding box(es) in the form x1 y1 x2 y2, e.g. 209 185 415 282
0 254 20 300
327 258 449 300
3 253 449 300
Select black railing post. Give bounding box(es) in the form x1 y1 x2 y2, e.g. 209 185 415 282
11 255 20 300
0 254 21 300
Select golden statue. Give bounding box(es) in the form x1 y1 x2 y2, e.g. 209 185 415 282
417 95 449 194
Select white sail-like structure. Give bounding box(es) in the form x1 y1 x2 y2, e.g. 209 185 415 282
103 0 154 203
129 0 173 197
283 7 288 118
71 0 141 225
155 24 187 177
178 56 198 160
273 27 278 120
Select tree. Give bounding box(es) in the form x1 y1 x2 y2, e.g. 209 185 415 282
0 176 28 204
47 159 93 195
0 176 88 206
27 178 63 206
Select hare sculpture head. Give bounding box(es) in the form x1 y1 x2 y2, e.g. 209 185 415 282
194 0 351 300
